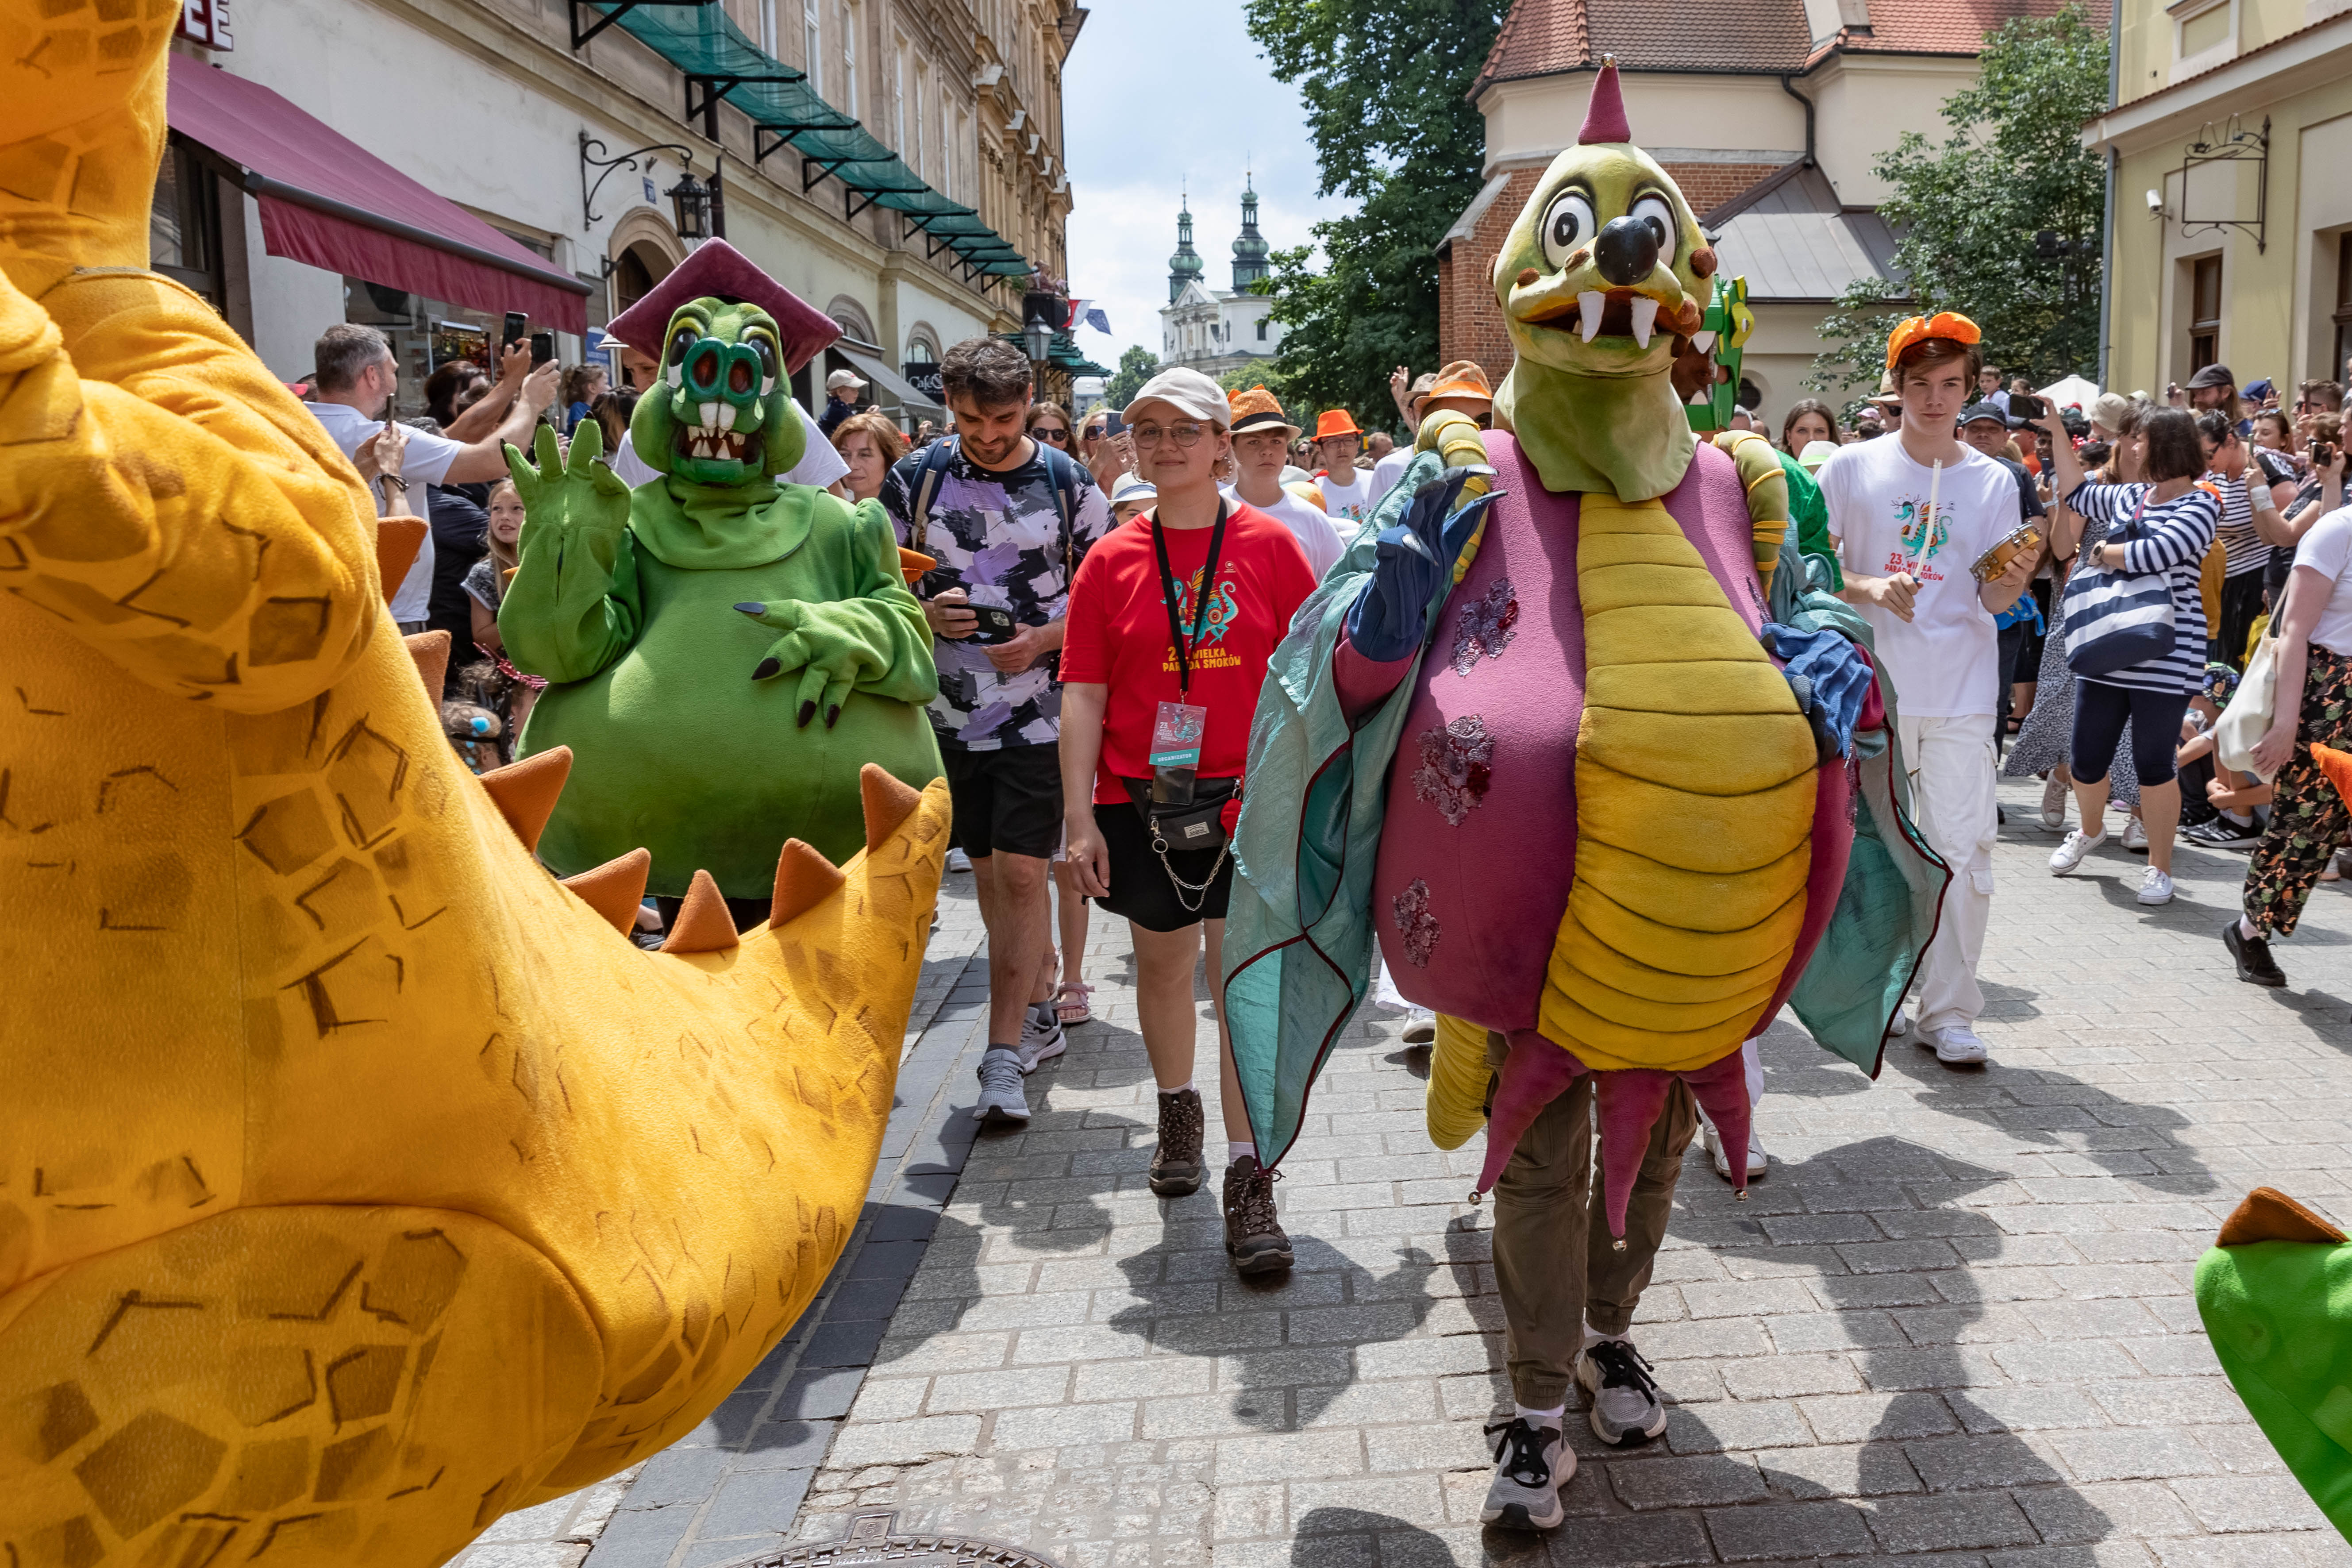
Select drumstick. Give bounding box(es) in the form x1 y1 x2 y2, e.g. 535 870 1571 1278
1904 459 1943 583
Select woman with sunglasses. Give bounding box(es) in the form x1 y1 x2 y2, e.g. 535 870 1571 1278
1059 367 1319 1277
1028 401 1074 454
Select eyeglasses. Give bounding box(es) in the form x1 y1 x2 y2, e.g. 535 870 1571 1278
1130 420 1209 448
1035 427 1069 443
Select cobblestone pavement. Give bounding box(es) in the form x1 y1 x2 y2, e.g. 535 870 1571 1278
554 774 2352 1567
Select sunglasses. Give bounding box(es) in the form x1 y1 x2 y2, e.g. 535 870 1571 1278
1035 427 1069 443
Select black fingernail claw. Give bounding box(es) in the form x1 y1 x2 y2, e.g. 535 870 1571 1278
752 658 781 680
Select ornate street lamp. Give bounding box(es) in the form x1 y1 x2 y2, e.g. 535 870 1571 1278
1022 318 1054 399
667 171 711 242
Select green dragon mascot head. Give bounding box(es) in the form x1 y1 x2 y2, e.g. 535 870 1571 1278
1489 60 1723 502
635 297 810 483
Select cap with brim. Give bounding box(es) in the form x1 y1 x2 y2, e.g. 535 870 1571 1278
1228 384 1299 436
1407 373 1438 401
1128 366 1231 427
1798 439 1840 471
1110 473 1158 506
2186 363 2236 390
1960 401 2013 428
604 239 841 374
826 369 866 390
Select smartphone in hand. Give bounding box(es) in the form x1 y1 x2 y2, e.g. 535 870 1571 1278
966 605 1020 644
502 311 528 351
2011 393 2045 422
530 331 556 367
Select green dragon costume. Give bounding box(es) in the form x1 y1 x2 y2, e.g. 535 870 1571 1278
503 243 941 899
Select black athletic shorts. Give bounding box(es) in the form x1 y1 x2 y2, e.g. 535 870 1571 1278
1093 799 1234 932
942 742 1063 860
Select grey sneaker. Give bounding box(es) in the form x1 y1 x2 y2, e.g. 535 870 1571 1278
974 1047 1030 1125
1479 1417 1571 1529
1575 1336 1667 1446
1148 1087 1205 1196
1017 1005 1066 1074
1222 1156 1293 1275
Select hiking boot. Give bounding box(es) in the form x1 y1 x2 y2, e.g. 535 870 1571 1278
1148 1087 1205 1196
1222 1156 1293 1275
2225 920 2287 987
1478 1416 1571 1530
1575 1335 1667 1446
974 1046 1030 1125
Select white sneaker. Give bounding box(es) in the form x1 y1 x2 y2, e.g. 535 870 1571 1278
2121 816 2148 851
2138 866 2174 905
1919 1024 1989 1065
946 848 973 873
1575 1335 1669 1445
1889 1009 1913 1040
1017 1007 1066 1074
1702 1121 1769 1181
2039 776 2068 831
2049 828 2106 874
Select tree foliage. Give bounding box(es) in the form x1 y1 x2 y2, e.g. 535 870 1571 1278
1101 344 1159 411
1810 4 2109 401
1245 0 1505 429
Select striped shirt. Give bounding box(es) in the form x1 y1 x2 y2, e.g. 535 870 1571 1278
2066 482 2219 694
2210 452 2294 578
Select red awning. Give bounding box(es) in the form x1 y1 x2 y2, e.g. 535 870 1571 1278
166 55 589 332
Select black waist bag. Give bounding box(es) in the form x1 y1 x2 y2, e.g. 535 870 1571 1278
1123 776 1240 854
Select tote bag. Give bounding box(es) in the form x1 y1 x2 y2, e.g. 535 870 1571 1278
2214 633 2281 782
2061 497 2176 678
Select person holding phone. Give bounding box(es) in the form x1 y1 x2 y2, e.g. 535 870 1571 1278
1058 366 1318 1275
881 337 1115 1126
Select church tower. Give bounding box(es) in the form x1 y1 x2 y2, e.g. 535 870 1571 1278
1231 178 1271 291
1167 189 1205 304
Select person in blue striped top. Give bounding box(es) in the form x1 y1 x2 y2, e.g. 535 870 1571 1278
2032 405 2220 907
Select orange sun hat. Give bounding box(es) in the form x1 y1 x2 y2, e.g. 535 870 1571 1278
1313 408 1362 441
1427 360 1494 406
1229 385 1301 436
1885 311 1982 372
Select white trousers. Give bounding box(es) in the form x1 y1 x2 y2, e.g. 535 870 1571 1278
1897 713 1998 1033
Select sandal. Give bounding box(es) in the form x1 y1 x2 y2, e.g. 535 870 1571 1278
1055 981 1094 1025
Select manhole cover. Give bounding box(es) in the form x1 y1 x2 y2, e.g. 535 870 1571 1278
713 1511 1066 1568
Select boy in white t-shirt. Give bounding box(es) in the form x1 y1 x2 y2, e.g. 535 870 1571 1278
1223 385 1347 576
1311 408 1374 527
1819 313 2034 1066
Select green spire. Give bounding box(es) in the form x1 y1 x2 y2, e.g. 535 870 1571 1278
1232 174 1270 290
1168 184 1205 303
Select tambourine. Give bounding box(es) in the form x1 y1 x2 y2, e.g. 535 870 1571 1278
1969 522 2043 584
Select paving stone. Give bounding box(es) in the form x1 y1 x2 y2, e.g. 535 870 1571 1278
1865 1491 2041 1553
1703 1499 1879 1560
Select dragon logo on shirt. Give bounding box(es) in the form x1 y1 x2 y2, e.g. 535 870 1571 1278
1171 567 1242 649
1896 495 1948 562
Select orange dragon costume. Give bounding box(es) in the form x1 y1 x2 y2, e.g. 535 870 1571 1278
0 9 945 1566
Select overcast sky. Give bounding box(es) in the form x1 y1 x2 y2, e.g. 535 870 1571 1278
1059 4 1353 375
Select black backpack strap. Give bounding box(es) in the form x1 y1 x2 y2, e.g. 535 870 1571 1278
910 437 958 555
1036 443 1084 582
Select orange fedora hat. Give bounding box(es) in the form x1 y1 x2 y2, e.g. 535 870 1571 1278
1313 408 1362 440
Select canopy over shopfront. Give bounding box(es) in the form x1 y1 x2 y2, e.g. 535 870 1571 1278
166 55 589 331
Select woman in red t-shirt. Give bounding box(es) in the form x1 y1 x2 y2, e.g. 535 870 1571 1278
1059 368 1318 1275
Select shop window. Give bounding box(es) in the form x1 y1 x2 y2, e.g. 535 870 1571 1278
2190 254 2222 372
2334 232 2352 390
342 277 500 420
150 138 224 310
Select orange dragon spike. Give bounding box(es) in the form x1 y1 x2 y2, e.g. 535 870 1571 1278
661 870 739 954
559 848 654 936
479 746 573 852
770 839 847 928
859 763 923 852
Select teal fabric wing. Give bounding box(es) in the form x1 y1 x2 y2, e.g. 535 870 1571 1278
1224 453 1460 1164
1768 531 1951 1076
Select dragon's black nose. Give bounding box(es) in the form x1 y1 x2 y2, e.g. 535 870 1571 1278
1594 216 1659 288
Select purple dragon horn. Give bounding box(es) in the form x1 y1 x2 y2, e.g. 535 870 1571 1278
1474 1031 1587 1196
1678 1050 1755 1200
1592 1069 1675 1247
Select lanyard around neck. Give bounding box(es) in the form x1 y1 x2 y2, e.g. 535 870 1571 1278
1152 500 1231 699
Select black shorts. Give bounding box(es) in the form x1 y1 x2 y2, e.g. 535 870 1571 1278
1093 799 1234 932
943 742 1063 860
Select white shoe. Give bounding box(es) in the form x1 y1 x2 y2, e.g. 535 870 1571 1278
1889 1009 1913 1040
1702 1122 1768 1181
2039 776 2068 831
974 1047 1031 1123
1918 1024 1988 1065
2049 828 2106 874
1576 1336 1669 1445
2121 816 2148 851
2137 867 2174 905
1479 1417 1572 1529
946 848 973 873
1017 1007 1066 1074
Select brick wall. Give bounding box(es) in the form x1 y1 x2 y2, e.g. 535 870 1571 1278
1439 161 1780 386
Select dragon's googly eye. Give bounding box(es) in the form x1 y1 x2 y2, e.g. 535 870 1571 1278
668 325 699 365
1539 190 1597 272
748 336 779 394
1631 194 1678 268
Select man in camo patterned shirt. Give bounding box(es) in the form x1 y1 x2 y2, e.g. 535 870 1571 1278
882 336 1114 1122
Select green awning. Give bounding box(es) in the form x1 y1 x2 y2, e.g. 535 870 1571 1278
588 2 1028 280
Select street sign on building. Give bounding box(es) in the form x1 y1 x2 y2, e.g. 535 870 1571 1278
177 0 233 50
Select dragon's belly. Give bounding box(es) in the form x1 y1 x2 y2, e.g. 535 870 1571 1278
521 558 942 896
1372 433 1815 1064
